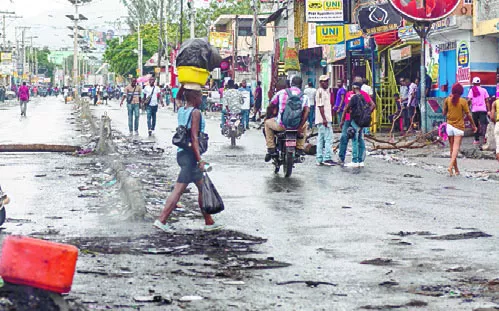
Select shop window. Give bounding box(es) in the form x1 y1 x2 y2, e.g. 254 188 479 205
237 18 267 36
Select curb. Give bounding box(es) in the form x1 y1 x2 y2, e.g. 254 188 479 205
79 99 146 219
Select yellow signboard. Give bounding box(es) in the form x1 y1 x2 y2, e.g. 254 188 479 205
154 67 161 73
1 53 12 62
209 32 232 49
316 25 344 45
344 24 363 41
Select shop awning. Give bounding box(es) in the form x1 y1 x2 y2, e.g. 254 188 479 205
260 7 285 25
373 31 399 46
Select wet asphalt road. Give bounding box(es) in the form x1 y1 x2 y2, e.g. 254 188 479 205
0 96 498 310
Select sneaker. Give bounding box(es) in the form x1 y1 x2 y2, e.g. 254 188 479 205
473 140 480 145
316 161 324 166
358 162 365 167
129 131 133 136
345 162 359 168
323 160 337 166
265 154 272 162
153 220 174 233
204 222 225 232
148 130 152 136
134 131 139 135
338 159 345 166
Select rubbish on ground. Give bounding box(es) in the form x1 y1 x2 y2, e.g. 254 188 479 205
385 202 396 206
427 231 492 240
276 280 336 287
104 179 117 187
179 295 204 302
133 295 162 302
360 258 395 266
222 281 245 285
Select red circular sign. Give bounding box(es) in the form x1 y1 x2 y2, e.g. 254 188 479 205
389 0 460 22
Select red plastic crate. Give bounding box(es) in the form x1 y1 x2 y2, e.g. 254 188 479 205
0 236 78 293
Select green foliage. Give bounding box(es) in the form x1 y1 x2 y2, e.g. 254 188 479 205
103 24 159 76
108 0 253 76
26 47 56 80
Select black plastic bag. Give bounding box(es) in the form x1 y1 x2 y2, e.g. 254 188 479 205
176 38 222 71
201 173 224 214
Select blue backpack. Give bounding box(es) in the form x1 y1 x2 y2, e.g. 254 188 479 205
281 89 304 129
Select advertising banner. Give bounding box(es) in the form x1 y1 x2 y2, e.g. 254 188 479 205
344 24 363 41
347 37 365 51
456 41 470 84
356 1 402 35
306 0 344 23
1 53 12 62
389 0 460 22
316 25 344 45
209 32 232 49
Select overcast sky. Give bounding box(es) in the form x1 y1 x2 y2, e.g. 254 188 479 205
2 0 128 50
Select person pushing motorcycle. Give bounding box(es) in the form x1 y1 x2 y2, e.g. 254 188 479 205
264 76 310 161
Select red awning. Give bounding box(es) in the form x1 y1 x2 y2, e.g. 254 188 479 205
373 31 399 46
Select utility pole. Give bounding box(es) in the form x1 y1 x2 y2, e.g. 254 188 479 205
67 0 90 99
22 29 26 76
251 0 258 82
137 21 142 77
1 12 21 47
179 0 184 44
157 0 164 83
188 0 195 39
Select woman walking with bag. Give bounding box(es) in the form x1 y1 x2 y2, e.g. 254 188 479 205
154 85 224 233
444 83 477 176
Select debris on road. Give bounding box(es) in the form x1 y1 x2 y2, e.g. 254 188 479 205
360 258 395 266
0 144 81 153
276 280 337 287
427 231 492 240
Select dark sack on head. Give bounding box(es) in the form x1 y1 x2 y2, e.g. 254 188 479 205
201 173 224 214
175 39 222 71
281 89 304 129
350 94 372 128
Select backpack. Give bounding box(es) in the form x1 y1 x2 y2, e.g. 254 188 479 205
281 89 304 129
350 94 372 128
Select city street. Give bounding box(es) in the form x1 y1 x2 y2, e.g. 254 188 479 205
1 96 497 310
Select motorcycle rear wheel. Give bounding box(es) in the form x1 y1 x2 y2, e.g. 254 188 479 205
284 152 294 178
0 207 5 226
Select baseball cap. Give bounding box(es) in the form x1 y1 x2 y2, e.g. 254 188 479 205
472 77 481 84
319 75 329 81
352 82 362 89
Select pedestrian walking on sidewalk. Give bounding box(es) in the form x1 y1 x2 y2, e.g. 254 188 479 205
120 79 143 135
444 83 477 176
333 79 346 124
315 75 335 166
154 85 224 233
18 82 29 117
468 77 490 145
142 76 164 136
488 96 499 171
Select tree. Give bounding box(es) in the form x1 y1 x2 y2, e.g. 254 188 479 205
120 0 161 31
25 47 56 80
103 24 160 76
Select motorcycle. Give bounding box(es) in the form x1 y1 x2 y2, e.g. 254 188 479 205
0 186 10 226
222 113 245 146
272 130 305 178
114 90 121 100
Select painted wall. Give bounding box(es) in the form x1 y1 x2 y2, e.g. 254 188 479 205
473 0 499 36
469 35 499 96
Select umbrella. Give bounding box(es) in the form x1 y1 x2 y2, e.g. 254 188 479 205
137 74 152 83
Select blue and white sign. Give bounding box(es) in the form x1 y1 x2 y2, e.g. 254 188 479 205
347 37 365 51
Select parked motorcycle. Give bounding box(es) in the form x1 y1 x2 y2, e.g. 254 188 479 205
222 113 245 146
0 186 10 226
114 90 121 100
272 130 304 178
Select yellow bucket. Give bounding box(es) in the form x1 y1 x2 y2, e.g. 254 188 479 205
177 66 210 86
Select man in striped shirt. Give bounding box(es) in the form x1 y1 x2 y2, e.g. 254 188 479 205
120 78 143 135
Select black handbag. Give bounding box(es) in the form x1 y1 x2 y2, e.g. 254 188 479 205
172 109 209 154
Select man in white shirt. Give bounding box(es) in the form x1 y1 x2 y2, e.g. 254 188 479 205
238 80 252 130
315 75 335 166
303 82 317 129
142 76 164 136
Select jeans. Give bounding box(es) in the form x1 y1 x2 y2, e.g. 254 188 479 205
20 100 28 116
338 120 351 162
264 118 307 150
472 111 488 141
241 109 250 129
146 105 158 131
127 103 140 132
351 120 366 163
316 123 333 162
308 105 315 129
336 111 343 125
221 109 227 128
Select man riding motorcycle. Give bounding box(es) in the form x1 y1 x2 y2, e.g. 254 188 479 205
264 76 310 161
221 79 243 130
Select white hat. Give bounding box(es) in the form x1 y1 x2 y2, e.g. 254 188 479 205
472 77 481 84
319 75 329 81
